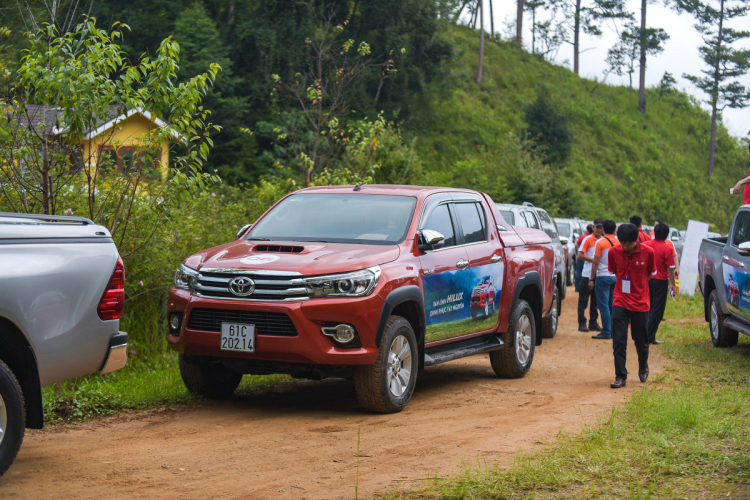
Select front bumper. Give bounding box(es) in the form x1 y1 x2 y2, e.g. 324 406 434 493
167 289 383 365
100 332 128 374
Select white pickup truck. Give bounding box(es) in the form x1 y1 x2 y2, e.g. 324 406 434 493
0 213 128 475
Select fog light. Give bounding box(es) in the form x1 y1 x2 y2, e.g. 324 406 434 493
321 324 356 344
169 313 182 336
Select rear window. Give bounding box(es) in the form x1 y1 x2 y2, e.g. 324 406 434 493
455 203 487 244
537 210 559 240
498 209 515 225
556 222 571 238
247 193 417 245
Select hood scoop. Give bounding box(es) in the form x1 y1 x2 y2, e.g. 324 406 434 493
253 244 304 253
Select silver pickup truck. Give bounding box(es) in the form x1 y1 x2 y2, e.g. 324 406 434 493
698 206 750 347
0 213 128 475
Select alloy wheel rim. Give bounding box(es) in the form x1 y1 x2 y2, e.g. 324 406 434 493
551 293 558 332
515 314 532 365
485 303 489 316
0 393 6 448
386 335 412 397
710 301 718 340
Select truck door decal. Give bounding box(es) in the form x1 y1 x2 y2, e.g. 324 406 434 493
424 263 504 343
723 264 750 315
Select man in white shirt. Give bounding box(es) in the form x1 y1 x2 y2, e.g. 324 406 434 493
589 220 619 340
577 219 603 332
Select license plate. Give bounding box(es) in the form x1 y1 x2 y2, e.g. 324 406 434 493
220 323 255 352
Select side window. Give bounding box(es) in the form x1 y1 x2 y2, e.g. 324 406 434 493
523 210 540 230
423 204 457 248
537 210 559 240
498 209 515 226
732 212 750 247
456 203 487 244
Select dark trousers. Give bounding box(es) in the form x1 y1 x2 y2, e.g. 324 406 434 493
577 276 599 326
647 279 669 343
575 258 585 292
612 306 650 379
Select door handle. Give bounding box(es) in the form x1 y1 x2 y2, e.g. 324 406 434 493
456 259 469 269
491 254 502 263
723 256 730 262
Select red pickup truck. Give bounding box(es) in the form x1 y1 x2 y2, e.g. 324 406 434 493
167 185 557 413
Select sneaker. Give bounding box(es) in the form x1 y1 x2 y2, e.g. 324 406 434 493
578 324 589 332
589 323 602 332
591 333 612 340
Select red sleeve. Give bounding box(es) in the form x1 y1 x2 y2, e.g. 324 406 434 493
608 250 617 274
647 249 656 276
665 247 675 268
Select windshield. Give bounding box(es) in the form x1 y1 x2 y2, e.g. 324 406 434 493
247 193 417 245
556 222 571 238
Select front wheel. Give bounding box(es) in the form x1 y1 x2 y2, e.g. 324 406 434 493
0 359 25 477
355 316 418 413
566 262 574 287
709 290 738 347
490 299 536 378
179 354 243 399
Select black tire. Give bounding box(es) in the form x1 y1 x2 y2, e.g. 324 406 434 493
0 359 25 477
709 290 739 348
490 299 536 378
559 275 567 300
542 287 559 339
354 316 418 413
178 354 243 398
566 261 574 287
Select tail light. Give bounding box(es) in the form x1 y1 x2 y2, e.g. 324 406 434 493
98 256 125 321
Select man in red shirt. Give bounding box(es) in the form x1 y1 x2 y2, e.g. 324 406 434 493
608 223 656 389
731 144 750 204
645 223 677 344
630 215 650 243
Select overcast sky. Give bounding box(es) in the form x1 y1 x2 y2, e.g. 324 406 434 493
471 0 750 139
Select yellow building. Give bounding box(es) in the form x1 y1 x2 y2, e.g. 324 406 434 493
24 105 178 179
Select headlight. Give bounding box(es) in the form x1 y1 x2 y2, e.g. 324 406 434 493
174 264 199 291
303 266 381 298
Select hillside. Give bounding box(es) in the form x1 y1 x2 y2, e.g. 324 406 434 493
405 27 745 232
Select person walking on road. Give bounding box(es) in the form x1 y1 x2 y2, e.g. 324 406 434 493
575 224 594 292
588 219 619 340
731 144 750 203
630 215 650 243
607 223 656 389
645 223 677 344
577 220 603 332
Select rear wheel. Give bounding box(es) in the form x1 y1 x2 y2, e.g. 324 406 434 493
0 360 24 477
566 261 574 287
542 288 559 339
490 300 536 378
709 290 739 347
355 316 418 413
179 355 243 398
559 275 567 300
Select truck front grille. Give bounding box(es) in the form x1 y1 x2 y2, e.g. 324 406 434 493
187 308 298 336
194 269 308 302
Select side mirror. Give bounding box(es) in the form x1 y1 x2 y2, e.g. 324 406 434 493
560 236 569 245
496 224 508 232
573 232 580 240
237 223 253 239
418 229 445 252
739 241 750 255
671 235 679 242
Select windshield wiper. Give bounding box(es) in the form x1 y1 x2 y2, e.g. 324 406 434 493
245 237 271 241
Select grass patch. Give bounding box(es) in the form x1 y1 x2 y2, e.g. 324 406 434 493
381 294 750 499
426 311 500 343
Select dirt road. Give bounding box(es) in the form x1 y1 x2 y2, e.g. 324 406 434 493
1 294 664 499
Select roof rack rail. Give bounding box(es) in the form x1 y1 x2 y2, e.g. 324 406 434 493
0 212 95 225
522 201 535 207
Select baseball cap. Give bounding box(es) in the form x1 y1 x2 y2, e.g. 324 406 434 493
594 218 604 226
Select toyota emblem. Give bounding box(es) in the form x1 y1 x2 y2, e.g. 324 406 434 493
228 276 256 297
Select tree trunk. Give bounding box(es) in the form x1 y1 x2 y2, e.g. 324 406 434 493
574 0 581 74
227 0 236 31
708 0 725 177
638 0 647 113
516 0 525 44
489 0 494 37
477 0 484 83
531 6 536 53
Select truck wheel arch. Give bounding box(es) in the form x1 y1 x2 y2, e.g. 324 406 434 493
510 272 544 345
376 286 426 371
704 275 716 322
0 317 44 429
